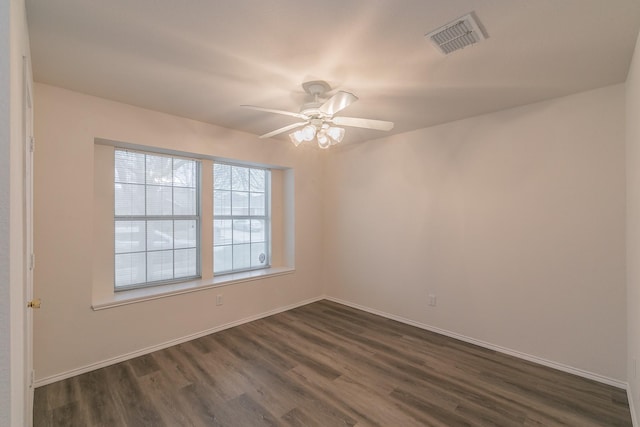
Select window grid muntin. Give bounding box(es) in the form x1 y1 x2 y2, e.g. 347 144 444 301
213 162 270 275
114 149 201 291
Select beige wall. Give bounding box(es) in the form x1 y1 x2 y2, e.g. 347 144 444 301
33 79 629 389
324 84 627 382
33 83 325 381
626 30 640 423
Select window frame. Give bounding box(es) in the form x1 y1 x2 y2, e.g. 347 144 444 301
213 161 271 275
113 148 202 291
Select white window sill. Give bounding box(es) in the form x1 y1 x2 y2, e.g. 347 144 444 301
91 267 295 311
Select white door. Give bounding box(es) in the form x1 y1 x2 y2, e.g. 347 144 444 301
23 56 35 427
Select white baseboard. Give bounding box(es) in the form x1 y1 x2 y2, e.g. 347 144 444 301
324 296 628 390
629 384 638 427
35 294 628 393
34 295 324 388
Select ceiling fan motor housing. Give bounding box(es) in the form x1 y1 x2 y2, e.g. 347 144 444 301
302 80 331 96
300 102 325 119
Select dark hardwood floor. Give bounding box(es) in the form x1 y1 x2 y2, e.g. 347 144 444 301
34 300 632 426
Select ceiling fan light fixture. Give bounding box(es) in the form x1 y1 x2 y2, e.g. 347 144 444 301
302 125 316 141
317 133 331 149
290 126 344 148
289 131 304 146
327 126 345 143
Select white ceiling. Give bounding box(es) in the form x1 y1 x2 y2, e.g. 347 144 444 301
25 0 640 145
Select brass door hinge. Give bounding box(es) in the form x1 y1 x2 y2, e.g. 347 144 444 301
27 298 41 309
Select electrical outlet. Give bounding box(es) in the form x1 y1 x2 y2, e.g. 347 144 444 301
428 294 437 307
216 294 223 306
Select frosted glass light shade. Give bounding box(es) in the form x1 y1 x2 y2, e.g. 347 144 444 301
289 131 304 146
288 124 346 148
327 126 345 143
302 125 316 141
317 133 330 149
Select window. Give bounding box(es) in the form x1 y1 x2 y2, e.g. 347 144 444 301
213 163 270 274
114 150 200 290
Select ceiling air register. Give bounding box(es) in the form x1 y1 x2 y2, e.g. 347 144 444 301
425 13 486 55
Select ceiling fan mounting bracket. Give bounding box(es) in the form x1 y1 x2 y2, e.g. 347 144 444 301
302 80 331 97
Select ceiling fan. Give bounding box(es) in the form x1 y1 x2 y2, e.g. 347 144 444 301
242 81 394 149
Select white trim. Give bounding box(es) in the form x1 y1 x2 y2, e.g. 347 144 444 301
629 384 638 427
324 296 627 390
38 294 630 392
92 267 295 310
36 295 322 387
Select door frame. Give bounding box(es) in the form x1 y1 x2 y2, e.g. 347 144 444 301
23 54 34 426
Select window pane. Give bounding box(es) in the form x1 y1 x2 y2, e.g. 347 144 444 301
174 187 196 215
231 191 249 216
115 151 145 184
115 252 146 288
214 220 233 246
175 248 197 277
250 169 265 192
232 220 251 244
214 164 231 190
173 159 196 188
115 221 146 254
250 192 265 216
115 150 201 290
213 162 270 275
146 185 173 215
232 244 251 270
175 220 197 249
251 242 267 268
214 190 231 216
147 220 173 251
115 183 145 216
214 245 233 273
250 219 265 243
147 250 173 282
146 155 172 185
232 166 249 191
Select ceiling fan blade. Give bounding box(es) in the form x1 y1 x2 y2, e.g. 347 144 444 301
259 121 309 139
332 116 395 131
241 105 308 120
319 91 358 116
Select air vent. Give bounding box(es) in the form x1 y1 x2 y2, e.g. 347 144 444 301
425 13 486 55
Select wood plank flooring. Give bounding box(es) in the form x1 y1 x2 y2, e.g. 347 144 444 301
34 300 632 426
